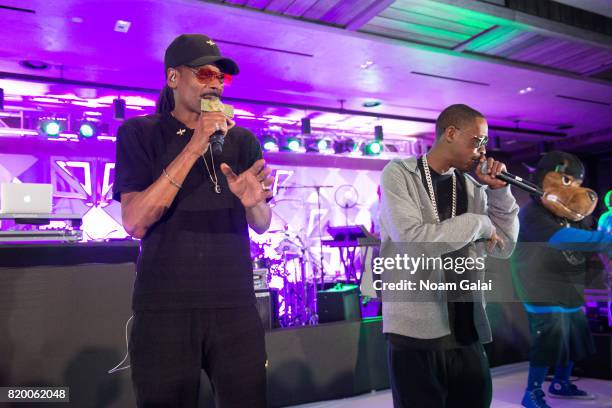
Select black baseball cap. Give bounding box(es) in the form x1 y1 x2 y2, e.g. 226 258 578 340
164 34 239 75
534 151 585 186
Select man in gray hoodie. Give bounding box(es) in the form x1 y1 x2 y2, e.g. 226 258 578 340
378 104 519 407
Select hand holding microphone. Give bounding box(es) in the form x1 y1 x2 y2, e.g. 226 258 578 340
201 97 235 155
477 156 544 195
185 110 229 157
475 156 509 190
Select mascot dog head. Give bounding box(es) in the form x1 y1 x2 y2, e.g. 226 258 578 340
533 151 597 222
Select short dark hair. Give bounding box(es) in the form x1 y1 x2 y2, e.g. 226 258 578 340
435 104 484 139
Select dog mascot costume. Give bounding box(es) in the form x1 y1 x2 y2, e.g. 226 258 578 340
512 151 612 408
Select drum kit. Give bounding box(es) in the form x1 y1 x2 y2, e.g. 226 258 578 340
251 226 318 327
251 182 377 327
250 183 337 327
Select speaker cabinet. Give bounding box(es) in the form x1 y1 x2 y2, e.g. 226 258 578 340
255 288 279 330
317 284 361 323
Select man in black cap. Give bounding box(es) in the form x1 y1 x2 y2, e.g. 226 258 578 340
113 34 273 407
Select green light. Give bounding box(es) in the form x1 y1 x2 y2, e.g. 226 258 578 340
317 139 329 152
287 138 301 152
79 123 95 138
42 121 61 137
263 140 277 151
325 283 359 293
365 140 382 155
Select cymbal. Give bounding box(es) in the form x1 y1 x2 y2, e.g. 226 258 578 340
267 229 300 235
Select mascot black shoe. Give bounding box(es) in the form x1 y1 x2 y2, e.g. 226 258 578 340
512 151 612 407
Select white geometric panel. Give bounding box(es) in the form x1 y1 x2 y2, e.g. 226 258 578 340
81 205 128 240
102 162 115 201
52 159 92 200
272 169 294 196
0 154 38 183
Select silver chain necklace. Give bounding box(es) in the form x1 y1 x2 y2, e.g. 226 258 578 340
422 155 456 224
201 147 221 194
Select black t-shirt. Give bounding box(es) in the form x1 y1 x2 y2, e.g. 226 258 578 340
113 112 262 311
512 199 589 308
388 157 479 350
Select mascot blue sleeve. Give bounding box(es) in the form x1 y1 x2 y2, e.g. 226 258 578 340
549 227 612 255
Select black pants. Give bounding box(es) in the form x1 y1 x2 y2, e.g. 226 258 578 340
387 340 492 408
130 305 267 408
526 310 595 367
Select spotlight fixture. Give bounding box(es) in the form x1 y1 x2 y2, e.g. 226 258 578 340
113 98 126 120
317 138 330 152
286 137 302 152
114 20 132 33
78 121 97 140
363 100 381 108
262 135 279 152
20 60 49 70
374 125 384 141
333 138 358 154
307 137 333 154
363 125 384 156
39 119 63 137
301 118 311 135
364 140 383 156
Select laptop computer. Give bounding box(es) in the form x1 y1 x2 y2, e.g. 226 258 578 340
0 183 53 214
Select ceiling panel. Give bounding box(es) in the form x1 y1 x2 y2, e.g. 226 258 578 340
359 0 497 48
464 28 612 76
209 0 612 81
216 0 382 27
0 0 610 145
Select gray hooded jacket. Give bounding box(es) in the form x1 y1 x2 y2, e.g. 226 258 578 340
379 156 519 343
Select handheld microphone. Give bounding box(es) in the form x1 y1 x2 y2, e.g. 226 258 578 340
210 131 224 156
479 161 543 196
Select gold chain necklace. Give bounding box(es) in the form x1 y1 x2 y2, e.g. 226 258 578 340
201 147 221 194
422 155 456 223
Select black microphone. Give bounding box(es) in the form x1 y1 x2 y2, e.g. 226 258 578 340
210 130 224 156
479 161 543 196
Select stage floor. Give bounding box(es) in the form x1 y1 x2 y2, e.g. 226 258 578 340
289 362 612 408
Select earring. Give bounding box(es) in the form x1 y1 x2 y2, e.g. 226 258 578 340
171 72 176 82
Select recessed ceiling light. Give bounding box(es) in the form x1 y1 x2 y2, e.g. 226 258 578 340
519 87 534 95
363 100 382 108
114 20 131 33
360 60 374 69
20 60 49 70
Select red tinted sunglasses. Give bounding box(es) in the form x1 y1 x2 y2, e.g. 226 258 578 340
187 67 232 85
